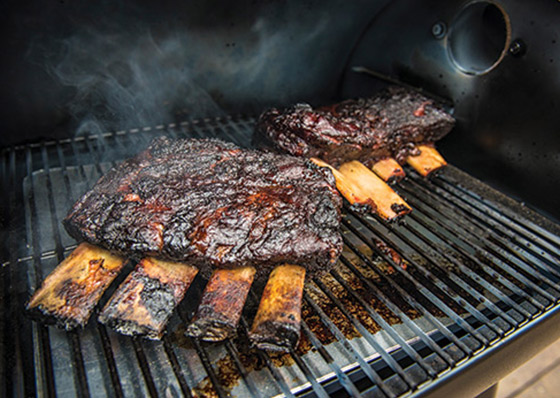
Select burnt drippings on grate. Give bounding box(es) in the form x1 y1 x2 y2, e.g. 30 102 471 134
186 247 440 395
163 240 438 397
194 356 245 398
5 115 560 398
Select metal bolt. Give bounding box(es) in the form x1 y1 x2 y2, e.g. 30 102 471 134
432 22 447 39
509 39 527 57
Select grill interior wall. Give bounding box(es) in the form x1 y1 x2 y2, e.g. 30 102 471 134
1 117 560 397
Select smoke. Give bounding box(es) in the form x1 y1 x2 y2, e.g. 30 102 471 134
31 1 349 138
45 23 224 136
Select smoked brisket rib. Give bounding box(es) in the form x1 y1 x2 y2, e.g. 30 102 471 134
255 87 455 167
63 137 342 278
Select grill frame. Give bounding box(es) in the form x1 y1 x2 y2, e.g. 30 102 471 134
1 115 559 397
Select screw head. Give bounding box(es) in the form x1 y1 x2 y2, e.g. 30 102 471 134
432 22 447 39
509 39 527 57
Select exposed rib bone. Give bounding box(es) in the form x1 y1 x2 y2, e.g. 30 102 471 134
338 161 411 221
249 264 306 352
98 257 198 340
187 266 256 341
372 157 406 183
406 145 447 177
310 157 377 211
26 243 127 330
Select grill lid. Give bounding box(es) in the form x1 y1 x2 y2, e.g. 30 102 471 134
1 115 559 397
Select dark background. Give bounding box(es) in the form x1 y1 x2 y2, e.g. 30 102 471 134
1 0 558 220
0 0 387 144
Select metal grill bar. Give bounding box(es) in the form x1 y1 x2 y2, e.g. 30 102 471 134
395 207 545 312
436 174 560 247
313 277 417 389
237 317 297 398
25 147 57 398
1 116 560 398
424 175 560 272
399 215 522 328
330 270 438 378
343 215 490 346
97 324 125 398
403 177 560 296
288 346 331 398
41 137 94 398
131 338 159 398
221 341 261 398
299 319 363 397
336 255 456 368
358 214 507 339
339 233 474 357
6 148 38 398
400 201 541 316
302 293 395 397
401 221 516 330
397 180 556 308
162 337 194 398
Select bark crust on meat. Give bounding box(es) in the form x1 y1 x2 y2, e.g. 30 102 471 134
98 257 198 339
255 87 455 167
63 138 342 278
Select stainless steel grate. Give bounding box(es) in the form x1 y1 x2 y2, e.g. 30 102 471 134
1 115 559 397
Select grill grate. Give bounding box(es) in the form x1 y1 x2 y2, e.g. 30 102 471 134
1 115 559 397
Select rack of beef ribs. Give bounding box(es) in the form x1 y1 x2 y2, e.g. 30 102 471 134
28 137 342 351
63 137 341 275
256 86 454 169
255 86 455 219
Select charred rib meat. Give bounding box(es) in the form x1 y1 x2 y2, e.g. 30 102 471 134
187 266 256 341
255 87 455 167
63 137 342 277
26 243 127 330
98 257 198 339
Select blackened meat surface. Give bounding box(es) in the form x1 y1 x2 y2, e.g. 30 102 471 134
64 138 342 277
255 87 455 167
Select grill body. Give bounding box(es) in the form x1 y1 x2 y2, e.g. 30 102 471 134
1 1 560 396
1 0 558 217
1 117 559 397
340 0 560 221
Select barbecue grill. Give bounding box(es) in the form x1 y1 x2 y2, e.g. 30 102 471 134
1 0 559 397
2 116 559 397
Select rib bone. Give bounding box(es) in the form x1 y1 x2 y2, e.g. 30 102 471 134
406 145 447 177
311 157 377 211
187 266 256 341
338 161 411 220
249 264 306 352
26 243 127 330
372 157 406 183
98 257 198 339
